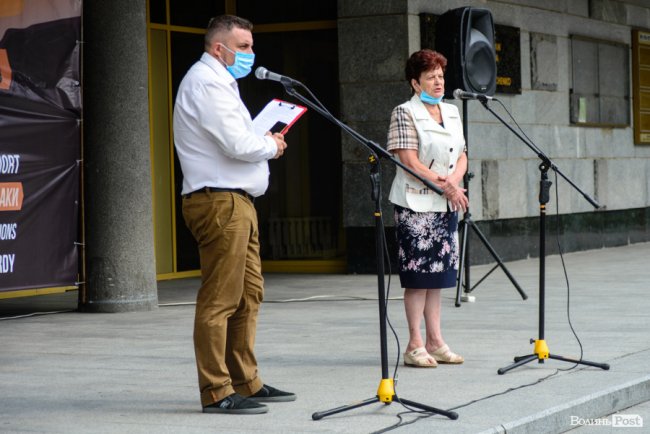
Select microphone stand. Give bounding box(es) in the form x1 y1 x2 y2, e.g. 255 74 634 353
473 99 610 375
275 79 457 421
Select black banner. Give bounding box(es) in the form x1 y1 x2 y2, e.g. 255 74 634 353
0 1 81 292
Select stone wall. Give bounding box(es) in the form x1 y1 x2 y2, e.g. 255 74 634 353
339 0 650 270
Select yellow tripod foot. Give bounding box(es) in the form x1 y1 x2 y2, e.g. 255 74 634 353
376 379 395 403
532 339 549 359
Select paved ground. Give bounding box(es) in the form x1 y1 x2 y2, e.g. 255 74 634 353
1 242 649 433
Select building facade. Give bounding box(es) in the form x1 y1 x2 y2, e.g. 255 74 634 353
79 0 650 310
339 0 650 271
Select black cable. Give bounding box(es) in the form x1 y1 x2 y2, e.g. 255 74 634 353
493 99 544 156
379 201 448 419
383 222 406 382
295 81 331 115
372 368 567 433
447 369 561 412
0 309 74 320
378 209 447 425
372 366 571 433
379 211 402 381
494 98 584 368
553 171 584 369
380 202 441 417
380 203 477 423
370 411 430 434
375 210 571 431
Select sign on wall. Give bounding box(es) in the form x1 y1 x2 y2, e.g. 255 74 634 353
494 23 521 94
0 0 81 293
632 29 650 145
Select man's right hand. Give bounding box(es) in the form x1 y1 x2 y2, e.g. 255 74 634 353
268 132 287 159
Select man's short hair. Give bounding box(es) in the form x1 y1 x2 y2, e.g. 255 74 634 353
205 15 253 50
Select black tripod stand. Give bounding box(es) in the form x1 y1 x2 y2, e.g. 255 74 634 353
455 100 528 307
471 99 610 375
268 73 457 421
312 155 457 421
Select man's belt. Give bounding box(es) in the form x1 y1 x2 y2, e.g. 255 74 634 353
183 187 254 202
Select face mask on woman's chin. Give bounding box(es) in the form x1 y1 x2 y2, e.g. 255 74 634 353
220 44 255 79
419 90 443 105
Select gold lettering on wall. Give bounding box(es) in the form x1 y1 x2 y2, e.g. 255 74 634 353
632 30 650 145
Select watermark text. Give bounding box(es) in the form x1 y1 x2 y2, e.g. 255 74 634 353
570 414 643 428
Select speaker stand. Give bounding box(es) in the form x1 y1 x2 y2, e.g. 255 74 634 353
455 100 528 306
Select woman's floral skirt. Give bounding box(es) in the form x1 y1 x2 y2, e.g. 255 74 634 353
394 205 459 289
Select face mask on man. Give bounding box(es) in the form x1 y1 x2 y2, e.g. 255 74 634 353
220 43 255 79
419 90 443 105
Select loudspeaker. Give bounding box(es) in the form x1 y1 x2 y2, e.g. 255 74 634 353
435 7 496 98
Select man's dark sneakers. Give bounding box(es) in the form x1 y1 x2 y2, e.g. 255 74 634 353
202 393 268 414
248 384 297 402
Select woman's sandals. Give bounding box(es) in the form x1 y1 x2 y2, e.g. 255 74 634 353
430 344 464 364
403 347 438 368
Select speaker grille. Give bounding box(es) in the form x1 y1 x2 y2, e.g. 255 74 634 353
435 7 496 97
465 29 496 92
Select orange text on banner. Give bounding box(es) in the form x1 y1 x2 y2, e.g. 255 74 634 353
0 49 13 90
0 0 23 18
0 182 24 211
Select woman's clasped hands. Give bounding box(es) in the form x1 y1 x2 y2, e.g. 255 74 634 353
438 175 468 212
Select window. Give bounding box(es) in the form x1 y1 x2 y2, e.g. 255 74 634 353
570 35 629 126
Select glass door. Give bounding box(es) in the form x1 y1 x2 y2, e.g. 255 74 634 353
147 0 344 278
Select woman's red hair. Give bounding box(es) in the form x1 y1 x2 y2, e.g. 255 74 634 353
405 49 447 83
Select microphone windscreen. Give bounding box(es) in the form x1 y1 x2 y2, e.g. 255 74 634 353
254 66 267 80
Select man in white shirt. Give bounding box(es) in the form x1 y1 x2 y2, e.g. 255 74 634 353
173 15 294 415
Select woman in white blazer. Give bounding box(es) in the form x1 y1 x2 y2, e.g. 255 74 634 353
387 49 469 368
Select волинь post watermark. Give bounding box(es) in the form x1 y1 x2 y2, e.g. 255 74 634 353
571 414 644 428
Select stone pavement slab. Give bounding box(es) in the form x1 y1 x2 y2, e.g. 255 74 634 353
0 243 649 433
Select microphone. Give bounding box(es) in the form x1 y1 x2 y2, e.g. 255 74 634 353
255 67 300 86
453 88 494 101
